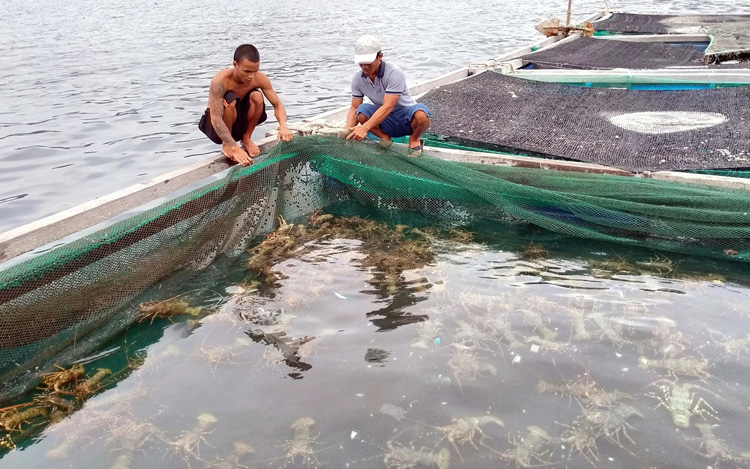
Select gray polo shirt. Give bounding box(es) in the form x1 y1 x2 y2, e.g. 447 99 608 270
351 61 416 108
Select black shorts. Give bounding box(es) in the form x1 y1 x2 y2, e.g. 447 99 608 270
198 89 268 144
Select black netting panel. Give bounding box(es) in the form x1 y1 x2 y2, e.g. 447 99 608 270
521 38 708 69
419 71 750 172
594 13 750 34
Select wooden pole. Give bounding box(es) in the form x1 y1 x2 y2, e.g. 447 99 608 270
566 0 573 25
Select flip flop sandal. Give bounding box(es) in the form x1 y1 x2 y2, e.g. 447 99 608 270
408 139 425 157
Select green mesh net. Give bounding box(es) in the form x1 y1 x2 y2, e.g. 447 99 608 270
1 135 749 400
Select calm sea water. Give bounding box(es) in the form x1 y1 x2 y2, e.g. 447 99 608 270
1 0 748 233
1 213 749 468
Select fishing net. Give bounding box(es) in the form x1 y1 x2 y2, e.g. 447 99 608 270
1 135 749 400
420 71 750 172
593 13 750 61
518 37 750 69
593 13 750 35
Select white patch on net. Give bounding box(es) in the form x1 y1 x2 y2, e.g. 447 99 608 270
282 119 347 136
606 111 728 135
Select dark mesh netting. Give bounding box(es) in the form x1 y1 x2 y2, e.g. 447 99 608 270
1 136 749 399
521 37 711 69
594 13 750 34
419 71 750 172
594 13 750 60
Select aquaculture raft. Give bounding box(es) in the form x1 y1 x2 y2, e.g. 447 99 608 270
418 12 750 178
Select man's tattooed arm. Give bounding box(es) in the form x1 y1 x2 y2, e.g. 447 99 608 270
208 80 236 147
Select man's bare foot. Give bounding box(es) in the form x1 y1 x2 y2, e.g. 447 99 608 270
223 143 253 166
378 138 393 148
241 139 260 157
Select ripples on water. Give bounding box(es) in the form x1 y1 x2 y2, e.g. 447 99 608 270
1 0 748 232
2 214 750 468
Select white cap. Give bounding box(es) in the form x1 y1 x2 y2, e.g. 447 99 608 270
354 35 381 64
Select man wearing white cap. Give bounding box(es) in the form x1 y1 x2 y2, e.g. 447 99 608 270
345 35 431 156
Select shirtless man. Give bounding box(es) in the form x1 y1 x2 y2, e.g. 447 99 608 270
199 44 293 166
